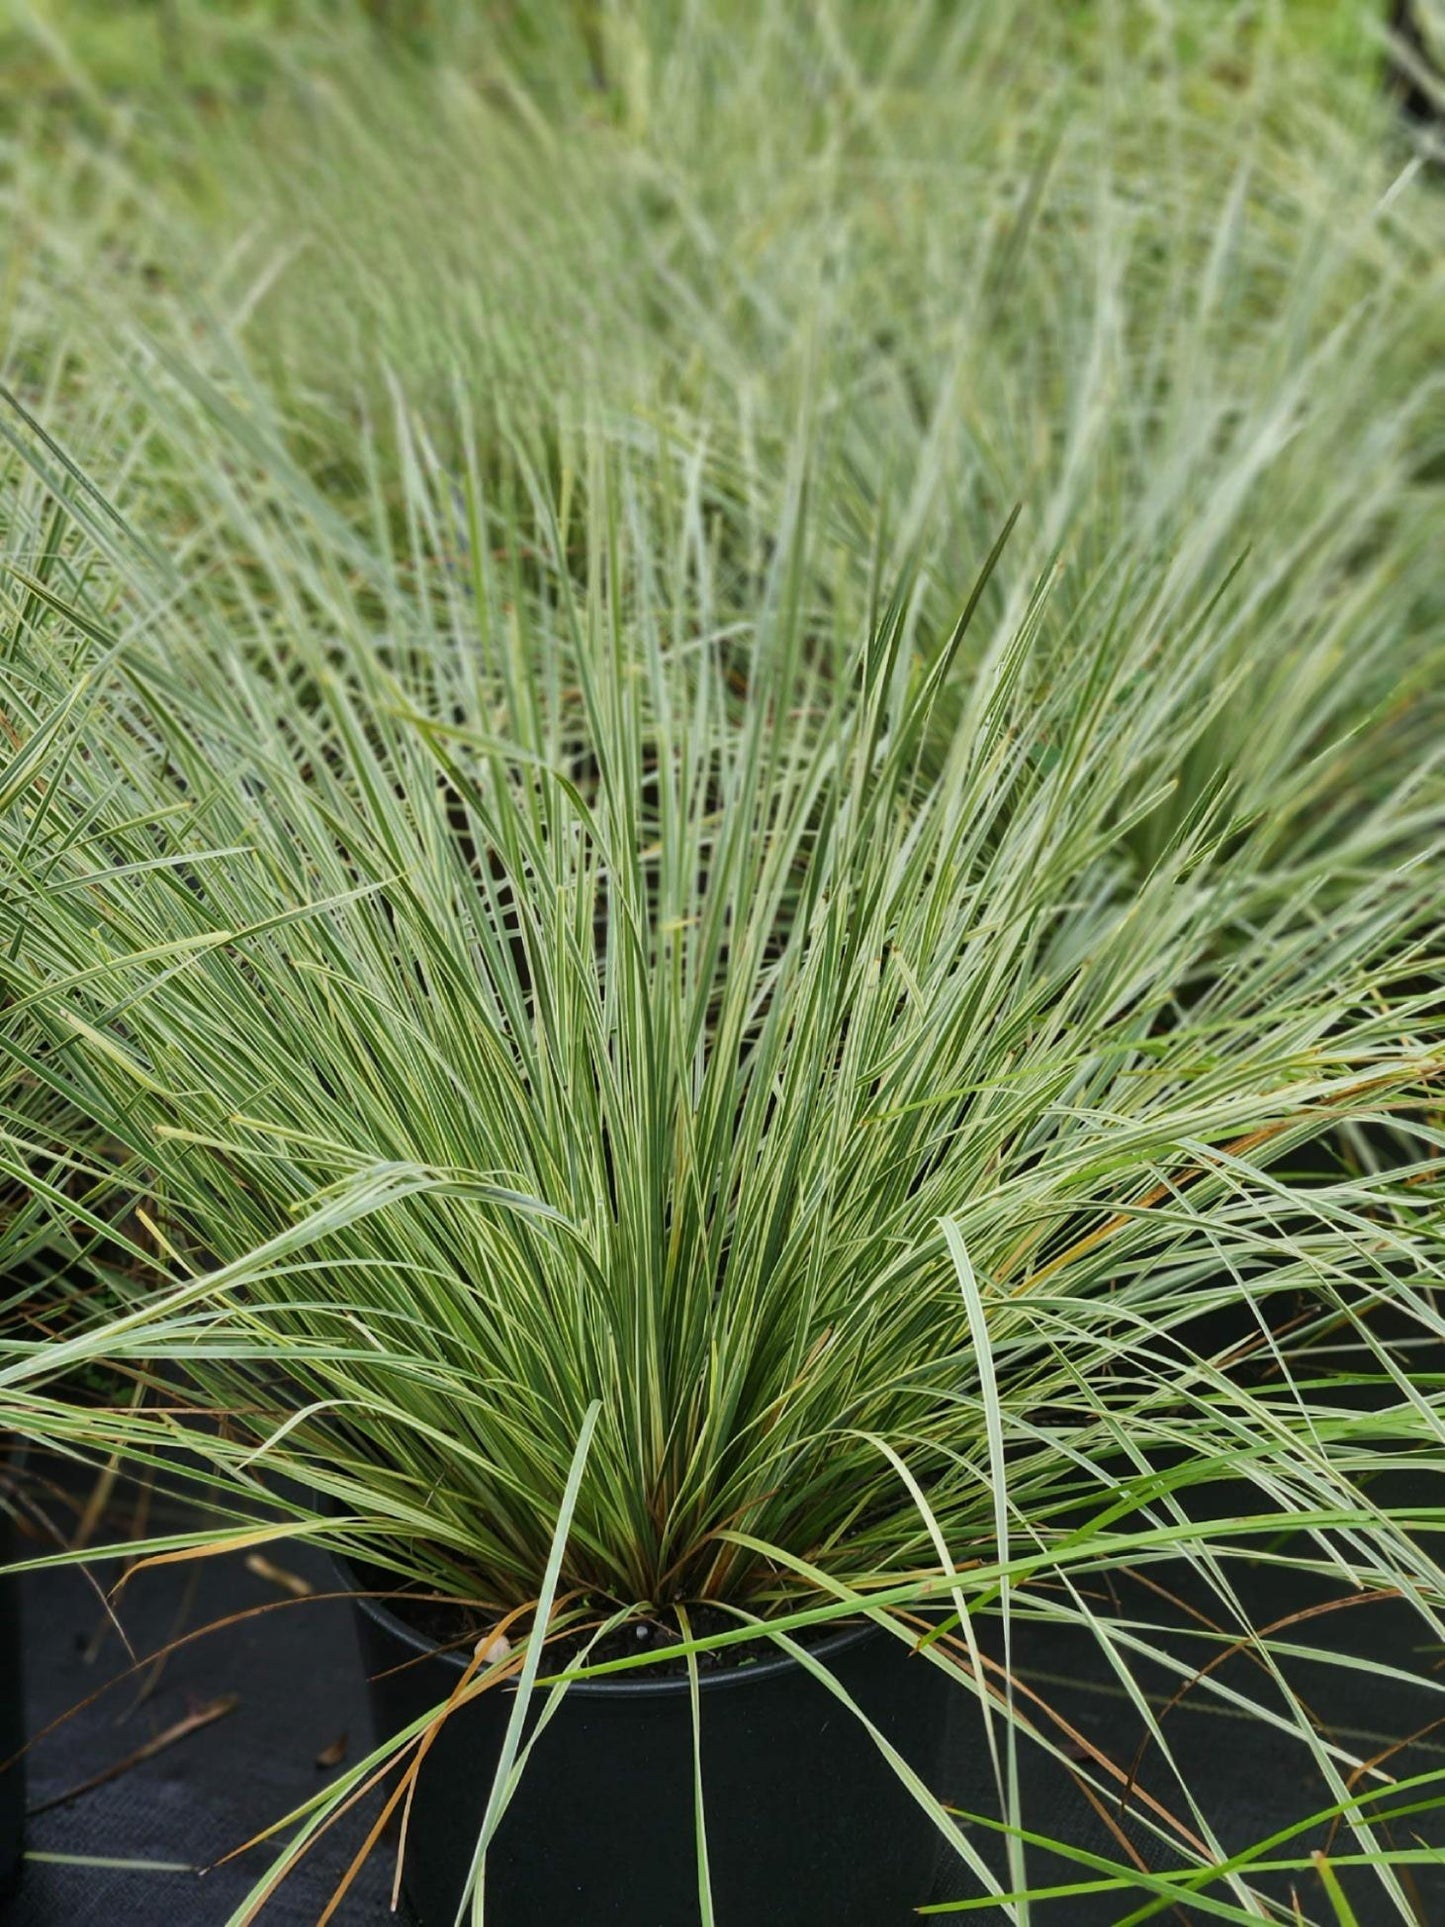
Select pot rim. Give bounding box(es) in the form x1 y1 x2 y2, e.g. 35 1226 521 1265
337 1553 878 1699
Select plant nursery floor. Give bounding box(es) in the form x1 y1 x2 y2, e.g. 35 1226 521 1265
9 1523 1445 1924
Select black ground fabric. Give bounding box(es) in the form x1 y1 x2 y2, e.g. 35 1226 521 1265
10 1526 399 1925
8 1528 1445 1924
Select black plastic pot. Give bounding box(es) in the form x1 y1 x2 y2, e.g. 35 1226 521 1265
0 1470 24 1901
347 1566 950 1927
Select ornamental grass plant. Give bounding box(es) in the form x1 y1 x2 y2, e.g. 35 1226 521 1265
0 374 1443 1916
0 2 1443 1921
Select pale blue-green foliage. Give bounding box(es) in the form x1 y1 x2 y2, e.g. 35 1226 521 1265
0 6 1443 1920
2 383 1442 1920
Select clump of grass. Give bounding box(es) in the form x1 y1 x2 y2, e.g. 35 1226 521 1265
1 4 1443 1916
1 381 1442 1913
